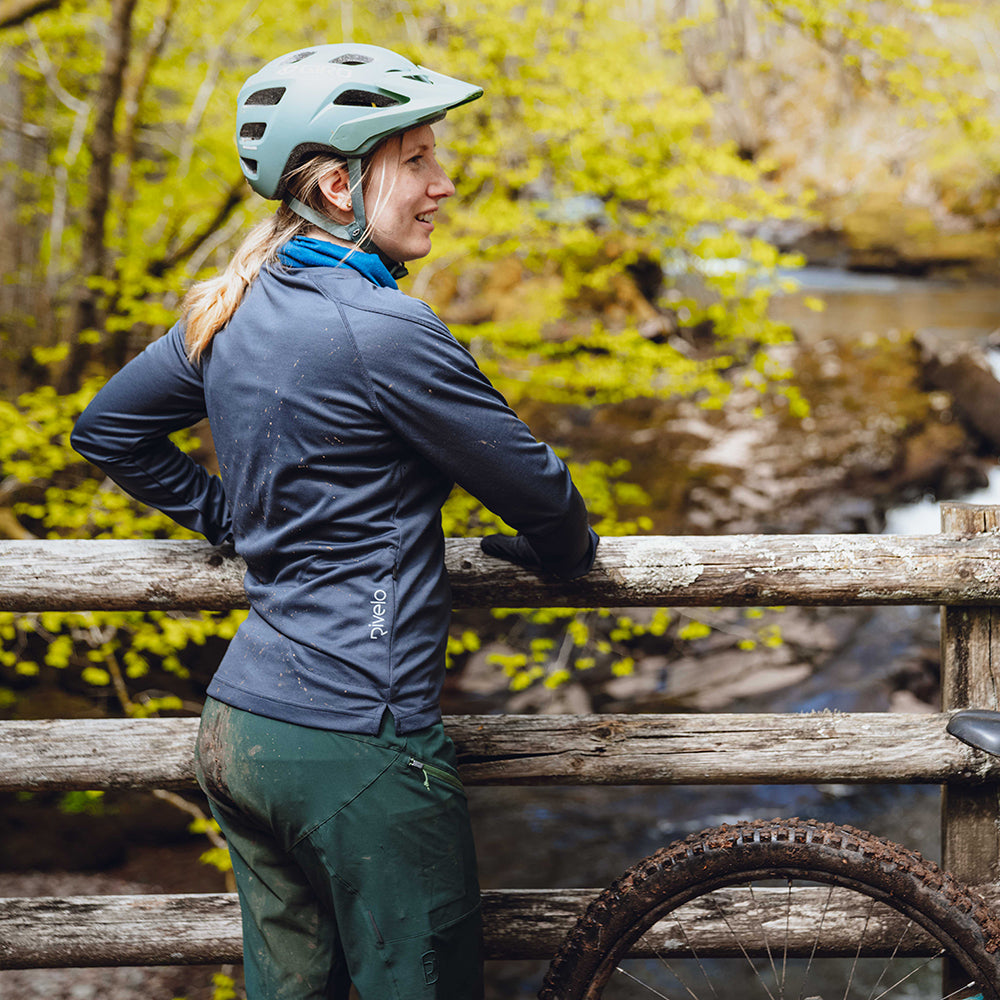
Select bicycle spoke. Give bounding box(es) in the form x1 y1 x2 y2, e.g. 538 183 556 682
781 879 792 996
656 914 720 1000
941 980 982 1000
541 820 1000 1000
841 894 876 1000
612 964 676 998
747 881 782 992
799 883 836 1000
709 891 779 1000
608 890 975 999
865 916 918 1000
867 948 949 1000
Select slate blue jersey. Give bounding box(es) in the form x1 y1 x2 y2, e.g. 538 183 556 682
72 242 596 734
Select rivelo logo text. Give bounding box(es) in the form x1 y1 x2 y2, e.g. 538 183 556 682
368 589 389 640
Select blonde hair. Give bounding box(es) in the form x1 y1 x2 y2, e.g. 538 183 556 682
183 148 392 363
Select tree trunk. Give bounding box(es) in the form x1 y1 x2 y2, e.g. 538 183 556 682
0 48 51 381
58 0 138 392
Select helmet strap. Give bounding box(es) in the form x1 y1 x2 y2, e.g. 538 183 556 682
285 158 407 280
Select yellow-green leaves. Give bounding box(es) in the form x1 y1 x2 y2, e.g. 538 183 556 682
0 382 243 716
13 0 981 419
678 620 712 641
404 0 807 408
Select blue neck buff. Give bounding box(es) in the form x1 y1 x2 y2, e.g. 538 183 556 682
278 236 399 290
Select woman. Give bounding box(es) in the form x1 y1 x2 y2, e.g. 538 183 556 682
72 43 597 1000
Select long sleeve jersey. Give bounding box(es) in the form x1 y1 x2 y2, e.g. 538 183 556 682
72 243 596 734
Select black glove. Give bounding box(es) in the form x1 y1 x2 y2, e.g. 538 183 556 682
479 533 543 572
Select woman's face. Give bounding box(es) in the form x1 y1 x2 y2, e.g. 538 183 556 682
366 124 455 263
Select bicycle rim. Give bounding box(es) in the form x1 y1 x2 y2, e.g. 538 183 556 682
540 819 1000 1000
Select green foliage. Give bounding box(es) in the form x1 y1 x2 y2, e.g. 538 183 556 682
442 456 653 541
403 0 807 405
57 789 106 815
1 0 812 407
445 630 481 671
6 0 989 404
172 969 241 1000
210 972 239 1000
171 970 242 1000
457 321 738 408
0 379 245 719
199 846 234 875
756 0 987 127
3 0 346 355
481 605 788 695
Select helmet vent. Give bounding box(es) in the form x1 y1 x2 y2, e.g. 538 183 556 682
284 51 315 64
240 156 258 175
240 123 266 140
330 53 373 65
245 87 286 106
334 89 400 108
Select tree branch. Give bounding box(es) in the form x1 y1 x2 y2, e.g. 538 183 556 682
0 0 61 31
24 23 91 297
148 176 249 278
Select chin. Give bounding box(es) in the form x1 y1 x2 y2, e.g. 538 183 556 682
401 244 433 263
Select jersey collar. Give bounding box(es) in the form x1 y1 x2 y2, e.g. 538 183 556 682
278 236 399 289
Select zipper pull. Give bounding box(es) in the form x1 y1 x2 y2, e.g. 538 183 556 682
408 757 430 790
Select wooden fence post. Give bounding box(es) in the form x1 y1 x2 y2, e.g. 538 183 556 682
940 503 1000 995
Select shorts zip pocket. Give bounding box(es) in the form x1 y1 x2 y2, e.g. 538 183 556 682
407 756 464 792
367 909 384 947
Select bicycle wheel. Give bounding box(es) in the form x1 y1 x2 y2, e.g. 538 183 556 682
540 818 1000 1000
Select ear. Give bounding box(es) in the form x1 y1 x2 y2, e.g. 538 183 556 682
317 167 353 214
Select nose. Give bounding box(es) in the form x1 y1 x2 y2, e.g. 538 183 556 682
429 159 455 200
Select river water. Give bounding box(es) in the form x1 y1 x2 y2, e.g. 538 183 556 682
775 267 1000 534
473 267 1000 998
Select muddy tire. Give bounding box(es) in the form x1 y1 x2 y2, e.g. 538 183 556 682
540 818 1000 1000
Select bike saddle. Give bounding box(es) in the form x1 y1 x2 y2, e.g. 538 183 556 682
947 708 1000 756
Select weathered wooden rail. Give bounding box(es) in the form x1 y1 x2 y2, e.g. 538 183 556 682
6 530 1000 610
2 502 1000 973
2 712 995 792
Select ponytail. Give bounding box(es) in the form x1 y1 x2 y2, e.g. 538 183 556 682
182 153 358 363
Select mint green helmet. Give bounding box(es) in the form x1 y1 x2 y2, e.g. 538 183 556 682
236 44 482 202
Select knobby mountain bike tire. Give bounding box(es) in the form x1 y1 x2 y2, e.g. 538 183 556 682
540 818 1000 1000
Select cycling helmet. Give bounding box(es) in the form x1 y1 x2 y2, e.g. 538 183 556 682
236 43 482 249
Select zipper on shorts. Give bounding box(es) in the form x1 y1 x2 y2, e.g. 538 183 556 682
407 756 464 792
367 909 384 947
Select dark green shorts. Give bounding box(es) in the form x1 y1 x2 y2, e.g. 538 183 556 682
195 696 483 1000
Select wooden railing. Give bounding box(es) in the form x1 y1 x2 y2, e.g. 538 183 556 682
2 501 1000 971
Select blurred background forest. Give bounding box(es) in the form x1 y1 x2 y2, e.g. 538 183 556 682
5 1 1000 998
